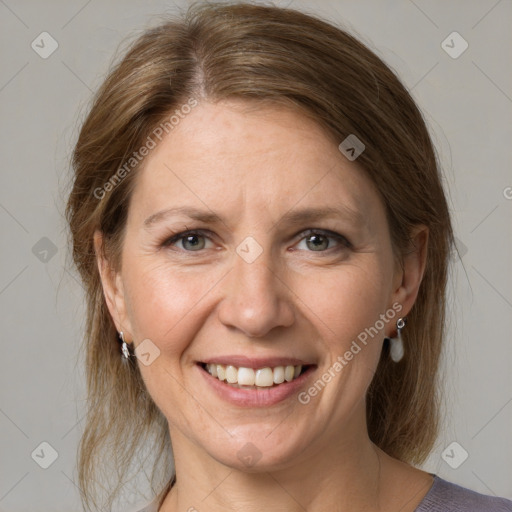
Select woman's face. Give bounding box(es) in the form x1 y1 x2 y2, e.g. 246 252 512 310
100 99 418 472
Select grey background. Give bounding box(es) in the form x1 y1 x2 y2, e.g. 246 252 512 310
1 0 511 510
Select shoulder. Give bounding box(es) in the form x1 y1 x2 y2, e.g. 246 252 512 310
415 474 512 512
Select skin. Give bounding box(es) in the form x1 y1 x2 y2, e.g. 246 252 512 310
95 99 433 511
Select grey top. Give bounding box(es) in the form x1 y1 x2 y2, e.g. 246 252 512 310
414 475 512 511
136 474 512 511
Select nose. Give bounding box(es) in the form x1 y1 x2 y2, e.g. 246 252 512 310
217 247 295 338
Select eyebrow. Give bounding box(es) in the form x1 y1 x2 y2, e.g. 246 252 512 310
143 205 364 230
144 207 222 228
275 205 364 229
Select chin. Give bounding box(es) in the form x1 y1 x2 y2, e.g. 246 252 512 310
200 430 308 473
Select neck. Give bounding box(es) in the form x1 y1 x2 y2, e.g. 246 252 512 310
160 427 385 511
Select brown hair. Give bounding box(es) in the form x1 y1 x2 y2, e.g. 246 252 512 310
66 2 454 510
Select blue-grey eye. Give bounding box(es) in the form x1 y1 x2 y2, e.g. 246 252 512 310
294 229 350 252
180 234 206 251
305 233 330 251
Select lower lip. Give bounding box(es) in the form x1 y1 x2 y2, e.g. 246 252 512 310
197 364 316 407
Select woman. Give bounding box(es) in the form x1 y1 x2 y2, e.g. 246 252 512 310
66 2 512 511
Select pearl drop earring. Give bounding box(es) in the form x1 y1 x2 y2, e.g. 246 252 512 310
388 317 406 363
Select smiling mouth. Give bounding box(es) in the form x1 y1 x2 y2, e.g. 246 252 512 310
199 362 311 389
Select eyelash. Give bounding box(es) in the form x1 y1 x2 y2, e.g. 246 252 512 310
161 228 352 254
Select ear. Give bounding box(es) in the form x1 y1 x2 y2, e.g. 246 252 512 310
389 225 429 331
93 230 133 340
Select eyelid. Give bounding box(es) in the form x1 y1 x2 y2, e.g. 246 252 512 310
294 228 352 249
161 228 214 247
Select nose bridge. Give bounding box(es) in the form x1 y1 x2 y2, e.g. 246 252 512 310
217 239 294 337
234 246 276 299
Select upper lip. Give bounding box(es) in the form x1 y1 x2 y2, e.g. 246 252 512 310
199 355 315 368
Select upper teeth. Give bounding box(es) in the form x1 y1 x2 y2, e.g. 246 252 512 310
205 363 303 387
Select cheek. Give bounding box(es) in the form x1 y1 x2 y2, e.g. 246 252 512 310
295 259 391 353
122 256 222 355
292 260 392 420
122 257 223 425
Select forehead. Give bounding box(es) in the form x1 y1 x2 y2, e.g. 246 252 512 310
129 99 384 228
